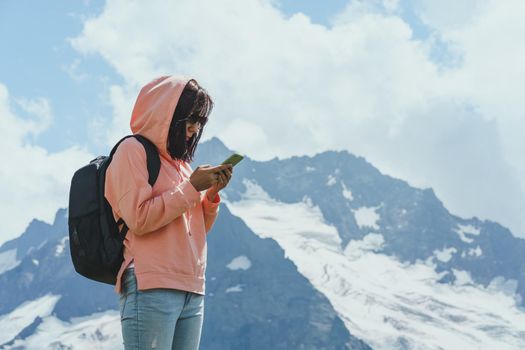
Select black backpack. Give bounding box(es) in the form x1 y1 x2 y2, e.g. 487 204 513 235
68 135 161 285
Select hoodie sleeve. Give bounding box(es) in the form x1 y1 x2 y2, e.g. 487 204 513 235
201 192 221 233
105 138 201 236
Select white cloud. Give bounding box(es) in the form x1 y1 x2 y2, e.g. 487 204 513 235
62 58 89 82
382 0 400 13
15 96 53 134
71 0 525 236
217 119 269 158
0 83 93 245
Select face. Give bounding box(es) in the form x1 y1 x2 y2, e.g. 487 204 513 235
185 120 201 141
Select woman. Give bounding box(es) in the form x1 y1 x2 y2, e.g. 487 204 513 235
105 76 233 349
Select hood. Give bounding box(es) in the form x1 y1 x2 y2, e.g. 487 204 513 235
130 75 191 159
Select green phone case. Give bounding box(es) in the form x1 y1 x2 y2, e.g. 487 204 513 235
221 153 244 167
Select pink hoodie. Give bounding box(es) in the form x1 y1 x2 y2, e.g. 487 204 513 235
104 76 220 295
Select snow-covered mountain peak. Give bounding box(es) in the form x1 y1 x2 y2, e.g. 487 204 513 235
227 178 525 349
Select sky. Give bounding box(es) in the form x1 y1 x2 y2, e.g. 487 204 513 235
0 0 524 245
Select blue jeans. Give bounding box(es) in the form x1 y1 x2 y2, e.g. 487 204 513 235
119 268 204 350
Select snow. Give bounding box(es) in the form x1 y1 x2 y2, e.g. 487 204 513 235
468 246 482 257
22 272 34 284
302 195 314 207
460 247 482 259
489 277 520 300
27 240 48 256
0 294 60 345
458 224 481 236
326 175 337 186
454 224 481 244
353 206 381 230
434 247 457 262
225 284 244 293
7 310 122 349
229 180 342 250
55 236 69 257
452 269 474 286
305 166 315 172
344 233 384 259
226 256 252 271
0 249 20 275
341 182 354 201
226 183 525 350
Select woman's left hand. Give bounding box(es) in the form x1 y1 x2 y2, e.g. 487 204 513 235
206 167 233 200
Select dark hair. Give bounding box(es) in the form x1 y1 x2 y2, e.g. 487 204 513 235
167 79 214 162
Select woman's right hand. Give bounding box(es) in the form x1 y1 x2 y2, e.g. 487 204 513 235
189 164 233 192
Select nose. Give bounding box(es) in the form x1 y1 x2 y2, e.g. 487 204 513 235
187 122 201 139
188 122 201 132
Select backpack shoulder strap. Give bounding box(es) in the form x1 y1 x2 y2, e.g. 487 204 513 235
109 134 161 187
133 135 161 186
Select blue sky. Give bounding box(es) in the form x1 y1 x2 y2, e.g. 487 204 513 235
0 0 118 154
1 0 351 154
1 0 525 244
0 0 455 155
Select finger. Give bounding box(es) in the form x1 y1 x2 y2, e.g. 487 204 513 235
207 164 232 173
195 164 211 171
222 173 230 186
221 169 231 180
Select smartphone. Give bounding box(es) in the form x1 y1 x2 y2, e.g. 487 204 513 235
221 153 244 167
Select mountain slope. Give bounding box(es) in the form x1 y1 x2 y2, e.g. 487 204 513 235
0 170 368 349
197 138 525 307
2 136 525 349
224 179 525 349
195 137 525 349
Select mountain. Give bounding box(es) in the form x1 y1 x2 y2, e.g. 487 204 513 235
198 137 525 303
197 137 525 349
202 205 367 349
2 136 525 349
0 147 369 349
